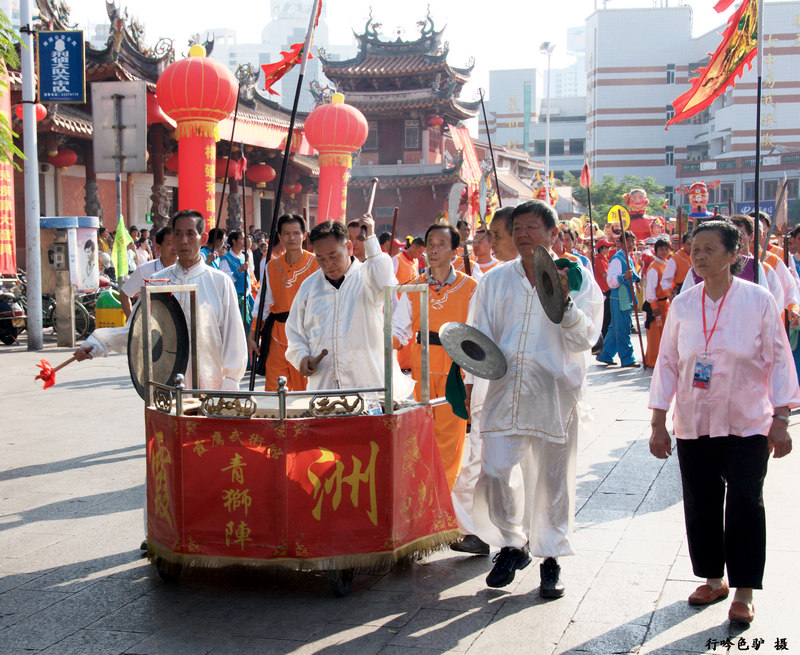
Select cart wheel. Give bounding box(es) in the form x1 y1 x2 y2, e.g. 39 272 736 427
155 557 183 584
329 569 354 597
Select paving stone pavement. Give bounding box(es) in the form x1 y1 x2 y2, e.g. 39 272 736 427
1 333 798 654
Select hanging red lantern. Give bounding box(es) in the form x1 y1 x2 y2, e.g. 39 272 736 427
246 163 276 188
165 152 179 172
215 158 230 180
156 45 238 233
48 148 78 170
428 115 443 127
14 103 47 122
146 92 176 127
304 92 368 222
285 181 302 196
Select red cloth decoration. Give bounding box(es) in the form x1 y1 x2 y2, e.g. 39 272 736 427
580 162 591 189
35 359 56 390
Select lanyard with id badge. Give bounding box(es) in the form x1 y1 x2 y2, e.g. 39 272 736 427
693 285 730 389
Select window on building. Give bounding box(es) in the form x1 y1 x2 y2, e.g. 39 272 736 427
763 179 779 199
665 185 674 206
549 139 565 156
569 139 585 155
788 178 799 199
666 64 675 84
665 146 674 166
719 183 734 203
534 140 547 157
743 181 755 201
364 121 378 151
404 120 420 149
666 104 675 122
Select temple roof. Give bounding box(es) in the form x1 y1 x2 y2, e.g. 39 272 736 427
320 9 475 95
342 90 480 121
349 168 463 190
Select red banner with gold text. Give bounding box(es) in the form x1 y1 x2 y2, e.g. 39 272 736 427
0 62 16 275
146 406 457 567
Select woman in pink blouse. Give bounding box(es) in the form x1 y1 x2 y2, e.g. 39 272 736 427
649 220 799 625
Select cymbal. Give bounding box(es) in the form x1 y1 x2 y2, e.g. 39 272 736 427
533 245 566 324
439 321 507 380
127 294 190 399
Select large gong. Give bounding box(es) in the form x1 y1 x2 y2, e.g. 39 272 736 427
127 295 189 399
439 322 507 380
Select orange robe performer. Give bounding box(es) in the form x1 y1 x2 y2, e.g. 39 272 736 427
398 225 477 491
250 215 318 391
643 240 672 367
662 236 692 295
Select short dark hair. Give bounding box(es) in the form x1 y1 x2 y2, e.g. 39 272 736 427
456 219 470 231
491 206 514 234
511 199 558 231
791 224 800 240
618 230 636 242
654 237 671 252
309 220 349 246
425 223 460 250
206 226 226 245
378 231 393 247
748 210 771 227
681 231 692 245
277 213 306 235
170 210 205 234
693 219 741 256
154 226 172 245
410 237 425 248
227 231 242 248
730 214 754 237
98 227 106 235
129 225 138 233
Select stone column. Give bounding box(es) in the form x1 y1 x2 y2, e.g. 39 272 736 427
149 124 171 231
83 144 103 221
226 175 243 232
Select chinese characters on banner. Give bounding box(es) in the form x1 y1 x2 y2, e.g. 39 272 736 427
0 63 16 275
145 407 458 565
37 31 85 103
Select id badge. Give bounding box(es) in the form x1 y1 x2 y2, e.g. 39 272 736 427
692 359 713 389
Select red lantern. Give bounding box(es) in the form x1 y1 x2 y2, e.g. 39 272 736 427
285 182 302 196
215 158 230 180
146 93 176 127
246 163 276 188
304 93 368 223
165 153 179 172
14 103 47 122
48 148 78 170
428 115 443 127
156 45 238 233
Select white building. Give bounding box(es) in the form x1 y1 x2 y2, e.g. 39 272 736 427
586 2 800 210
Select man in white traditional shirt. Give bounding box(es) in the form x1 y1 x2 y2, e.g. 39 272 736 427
74 210 248 392
286 215 396 390
469 199 603 595
119 226 177 318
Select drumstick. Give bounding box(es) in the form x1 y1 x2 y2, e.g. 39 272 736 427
359 177 379 241
307 349 329 371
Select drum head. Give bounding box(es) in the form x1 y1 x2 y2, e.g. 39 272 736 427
439 322 507 380
127 294 189 399
533 245 566 324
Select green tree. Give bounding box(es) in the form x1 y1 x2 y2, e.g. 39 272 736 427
0 9 24 169
562 172 668 226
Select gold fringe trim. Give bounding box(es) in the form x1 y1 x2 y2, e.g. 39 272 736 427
318 152 352 168
175 120 221 142
146 529 459 575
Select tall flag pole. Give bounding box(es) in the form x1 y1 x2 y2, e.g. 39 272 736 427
249 0 322 392
478 89 502 208
580 161 594 275
752 0 764 284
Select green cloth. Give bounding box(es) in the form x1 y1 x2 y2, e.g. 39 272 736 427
617 283 632 312
554 258 583 292
445 362 469 420
790 324 799 350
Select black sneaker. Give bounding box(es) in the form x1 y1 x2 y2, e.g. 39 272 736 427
486 545 531 588
539 557 565 598
450 534 490 556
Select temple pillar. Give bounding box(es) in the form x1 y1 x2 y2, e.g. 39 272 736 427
83 144 103 222
149 124 170 231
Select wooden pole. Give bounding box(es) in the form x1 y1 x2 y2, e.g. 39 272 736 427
478 89 502 208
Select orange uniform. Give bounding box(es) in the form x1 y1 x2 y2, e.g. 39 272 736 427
670 249 692 290
644 257 670 368
257 250 318 390
453 254 480 277
394 252 419 369
409 270 478 491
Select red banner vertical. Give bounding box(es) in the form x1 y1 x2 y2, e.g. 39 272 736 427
178 134 216 235
0 62 17 275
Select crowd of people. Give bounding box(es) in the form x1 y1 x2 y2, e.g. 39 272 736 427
75 188 799 624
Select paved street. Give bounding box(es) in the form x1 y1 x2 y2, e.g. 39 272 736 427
1 332 798 654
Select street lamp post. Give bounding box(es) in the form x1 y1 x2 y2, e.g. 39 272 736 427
540 41 555 202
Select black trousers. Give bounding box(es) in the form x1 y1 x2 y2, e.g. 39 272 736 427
601 289 612 339
676 435 769 589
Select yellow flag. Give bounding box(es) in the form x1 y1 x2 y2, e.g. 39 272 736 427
110 215 133 277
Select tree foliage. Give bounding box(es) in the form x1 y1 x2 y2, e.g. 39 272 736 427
0 9 24 170
562 172 668 226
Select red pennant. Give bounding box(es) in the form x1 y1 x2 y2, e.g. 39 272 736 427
34 359 56 390
580 162 591 189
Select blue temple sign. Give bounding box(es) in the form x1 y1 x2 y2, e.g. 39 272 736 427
37 31 86 103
